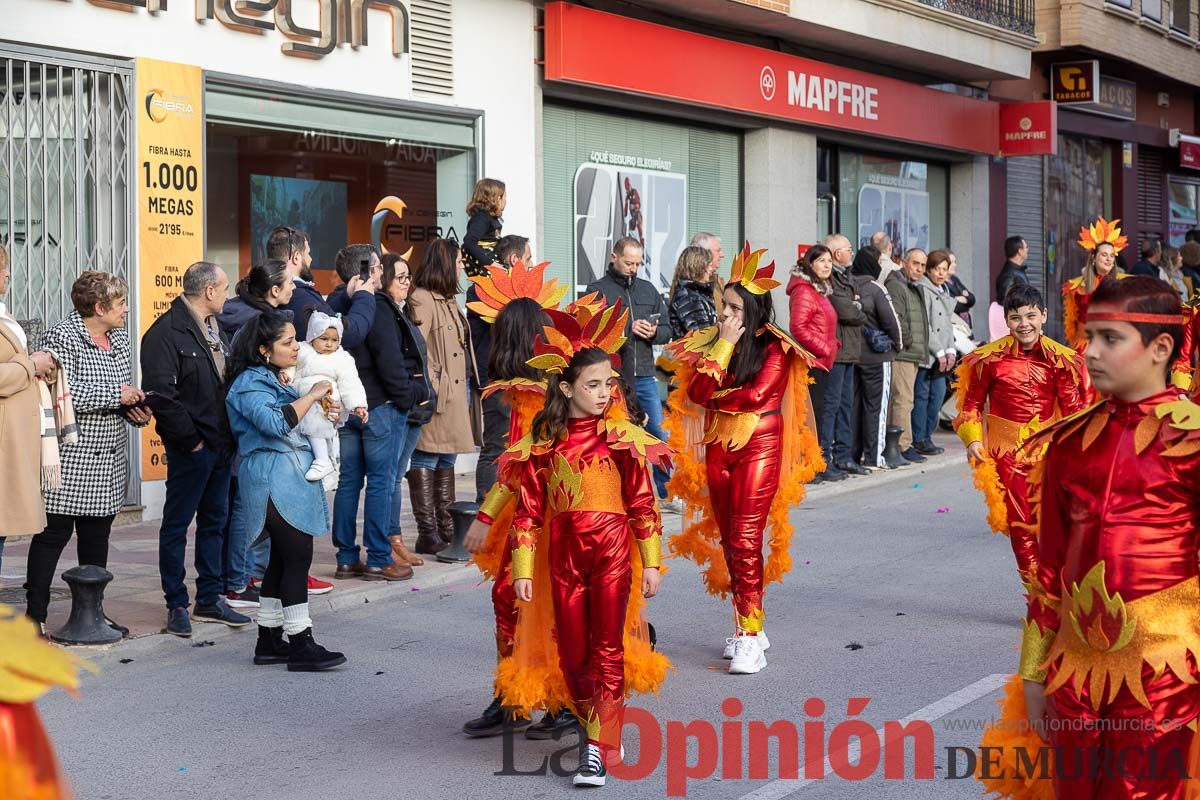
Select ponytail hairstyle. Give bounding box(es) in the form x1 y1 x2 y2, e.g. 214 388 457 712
489 297 550 383
531 347 612 443
724 282 775 387
236 259 291 312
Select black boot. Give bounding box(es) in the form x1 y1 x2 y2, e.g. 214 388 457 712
407 469 446 555
253 625 290 666
433 468 456 544
462 696 531 738
881 426 907 469
286 628 346 672
524 708 580 741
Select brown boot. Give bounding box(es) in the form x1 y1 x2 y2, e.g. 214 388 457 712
361 563 414 581
390 534 424 566
434 467 456 543
407 468 446 555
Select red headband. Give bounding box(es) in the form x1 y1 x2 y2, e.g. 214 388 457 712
1087 311 1184 324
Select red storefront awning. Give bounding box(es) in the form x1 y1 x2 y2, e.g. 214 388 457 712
543 2 1008 156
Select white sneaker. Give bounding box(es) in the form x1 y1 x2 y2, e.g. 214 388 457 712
659 498 685 515
305 459 335 482
573 743 607 787
723 630 769 658
728 635 767 674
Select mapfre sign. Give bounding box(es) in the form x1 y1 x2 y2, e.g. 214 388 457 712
48 0 410 60
998 101 1057 157
543 2 1000 155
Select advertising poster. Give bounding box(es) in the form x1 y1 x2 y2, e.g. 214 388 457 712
135 58 205 480
857 183 929 257
573 163 687 293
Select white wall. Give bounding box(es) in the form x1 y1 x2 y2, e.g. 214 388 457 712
6 0 539 518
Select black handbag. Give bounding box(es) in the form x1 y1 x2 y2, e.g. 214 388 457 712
863 326 894 353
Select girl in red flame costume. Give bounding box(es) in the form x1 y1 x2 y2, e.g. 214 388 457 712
499 297 671 787
978 277 1200 800
665 243 822 675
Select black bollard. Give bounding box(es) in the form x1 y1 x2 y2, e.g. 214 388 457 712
438 501 479 564
50 564 122 645
881 425 908 470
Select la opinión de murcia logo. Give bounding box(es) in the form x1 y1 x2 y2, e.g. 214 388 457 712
760 66 777 101
144 89 195 123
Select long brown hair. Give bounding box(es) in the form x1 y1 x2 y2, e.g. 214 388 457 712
531 347 611 443
466 178 506 217
414 238 461 298
1083 243 1120 293
667 245 714 306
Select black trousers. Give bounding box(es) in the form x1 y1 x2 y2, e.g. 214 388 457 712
852 363 889 467
260 501 313 609
26 513 116 624
476 392 511 503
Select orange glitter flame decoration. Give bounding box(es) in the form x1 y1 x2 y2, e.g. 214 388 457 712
466 259 567 324
1077 216 1129 254
527 297 629 375
729 241 781 296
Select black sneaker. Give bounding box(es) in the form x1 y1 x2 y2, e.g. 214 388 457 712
193 598 252 627
286 628 346 672
573 743 608 787
914 440 945 456
900 447 927 463
463 696 532 737
165 607 192 638
835 461 869 476
525 708 580 740
226 586 261 608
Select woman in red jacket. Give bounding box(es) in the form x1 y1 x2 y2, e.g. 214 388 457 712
785 245 839 414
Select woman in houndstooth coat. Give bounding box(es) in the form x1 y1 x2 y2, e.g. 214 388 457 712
23 272 150 633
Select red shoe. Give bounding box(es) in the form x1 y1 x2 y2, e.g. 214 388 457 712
307 575 334 596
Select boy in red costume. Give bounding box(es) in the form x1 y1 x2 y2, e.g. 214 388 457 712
505 298 670 787
980 276 1200 800
953 284 1088 583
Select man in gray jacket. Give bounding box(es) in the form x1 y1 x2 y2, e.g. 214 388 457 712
911 249 958 456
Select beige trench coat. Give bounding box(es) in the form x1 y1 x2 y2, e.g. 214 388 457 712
407 287 482 453
0 320 47 536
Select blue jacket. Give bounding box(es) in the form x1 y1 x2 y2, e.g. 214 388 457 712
284 279 376 350
225 365 329 537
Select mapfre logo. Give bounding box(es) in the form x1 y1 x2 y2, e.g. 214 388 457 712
144 89 195 123
760 66 776 101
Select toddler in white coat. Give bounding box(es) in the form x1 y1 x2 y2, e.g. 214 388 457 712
292 311 368 482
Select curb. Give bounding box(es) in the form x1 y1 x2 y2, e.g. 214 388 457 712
803 452 962 501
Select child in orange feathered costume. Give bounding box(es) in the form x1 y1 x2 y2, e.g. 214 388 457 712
665 243 822 675
0 604 91 800
953 284 1087 585
460 260 568 739
495 297 671 787
1061 216 1130 359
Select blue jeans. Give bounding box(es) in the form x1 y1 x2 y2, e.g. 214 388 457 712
332 404 406 568
634 375 670 499
911 367 947 444
409 450 457 470
389 423 423 533
222 466 270 592
160 443 231 610
819 363 857 464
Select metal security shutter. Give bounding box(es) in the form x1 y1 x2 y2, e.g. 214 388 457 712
1138 147 1165 245
1005 156 1045 297
411 0 453 97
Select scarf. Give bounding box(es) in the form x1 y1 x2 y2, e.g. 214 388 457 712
39 363 78 492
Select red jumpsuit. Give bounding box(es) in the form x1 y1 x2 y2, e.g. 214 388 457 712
1170 300 1200 392
687 335 790 633
953 335 1087 580
1016 389 1200 799
509 416 662 750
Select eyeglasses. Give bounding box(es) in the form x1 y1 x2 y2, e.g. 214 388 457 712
396 275 412 284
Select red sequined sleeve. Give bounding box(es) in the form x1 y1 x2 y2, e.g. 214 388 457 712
689 339 787 412
617 448 663 569
509 453 546 581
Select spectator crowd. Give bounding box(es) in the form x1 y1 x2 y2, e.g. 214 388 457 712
0 174 1005 667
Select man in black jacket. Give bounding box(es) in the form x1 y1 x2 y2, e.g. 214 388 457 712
1130 239 1163 279
141 261 250 636
994 236 1030 304
586 237 674 506
822 235 868 480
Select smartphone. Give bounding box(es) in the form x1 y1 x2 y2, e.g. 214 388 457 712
647 312 661 325
358 258 373 282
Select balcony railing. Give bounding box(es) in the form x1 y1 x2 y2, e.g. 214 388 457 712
914 0 1036 36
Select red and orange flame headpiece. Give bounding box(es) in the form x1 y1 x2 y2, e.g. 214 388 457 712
465 259 567 323
1078 216 1128 254
728 241 781 295
526 296 628 375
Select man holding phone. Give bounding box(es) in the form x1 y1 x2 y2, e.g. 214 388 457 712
586 236 675 507
281 234 378 349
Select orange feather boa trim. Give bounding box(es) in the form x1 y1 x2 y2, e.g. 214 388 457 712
975 675 1055 800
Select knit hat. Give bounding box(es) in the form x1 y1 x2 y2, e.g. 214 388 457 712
306 311 344 343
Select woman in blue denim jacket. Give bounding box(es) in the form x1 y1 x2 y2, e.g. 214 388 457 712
224 311 346 672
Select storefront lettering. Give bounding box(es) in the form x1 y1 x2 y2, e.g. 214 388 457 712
63 0 409 60
786 71 879 120
588 151 674 171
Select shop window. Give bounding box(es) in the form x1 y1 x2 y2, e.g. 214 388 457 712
1105 0 1133 8
836 151 947 263
206 123 474 294
1169 180 1199 246
1045 134 1109 339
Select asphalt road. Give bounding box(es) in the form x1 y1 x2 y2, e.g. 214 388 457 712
37 456 1027 800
